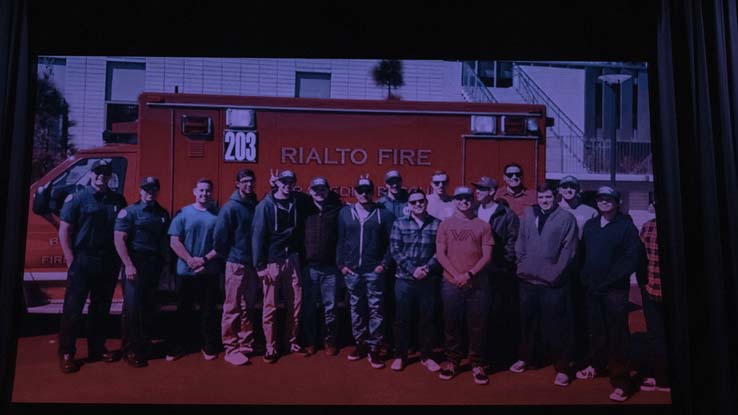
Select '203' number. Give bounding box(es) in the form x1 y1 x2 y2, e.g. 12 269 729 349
224 131 257 162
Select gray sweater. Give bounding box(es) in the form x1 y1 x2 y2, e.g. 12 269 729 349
515 206 578 287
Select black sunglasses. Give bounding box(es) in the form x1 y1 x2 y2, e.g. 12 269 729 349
559 184 576 189
408 199 426 206
432 181 447 185
504 172 522 178
355 188 373 195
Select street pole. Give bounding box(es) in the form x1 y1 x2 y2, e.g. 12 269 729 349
598 74 632 187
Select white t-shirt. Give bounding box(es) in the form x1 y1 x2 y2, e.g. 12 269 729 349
477 203 498 223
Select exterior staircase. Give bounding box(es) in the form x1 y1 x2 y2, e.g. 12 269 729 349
460 61 588 175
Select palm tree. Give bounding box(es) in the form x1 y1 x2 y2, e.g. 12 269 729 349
371 59 405 99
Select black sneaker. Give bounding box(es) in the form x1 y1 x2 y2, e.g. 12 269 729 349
125 353 149 368
263 351 279 364
438 362 457 380
368 350 385 369
59 353 80 374
347 343 368 361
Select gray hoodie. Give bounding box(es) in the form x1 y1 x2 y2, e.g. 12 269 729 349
515 205 578 287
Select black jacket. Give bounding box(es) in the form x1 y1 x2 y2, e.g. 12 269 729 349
251 191 307 270
579 213 644 293
336 203 395 273
214 191 257 265
303 191 344 266
478 203 520 274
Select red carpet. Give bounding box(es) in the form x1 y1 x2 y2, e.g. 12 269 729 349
12 329 671 405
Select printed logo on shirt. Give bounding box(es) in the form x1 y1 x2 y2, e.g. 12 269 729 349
450 229 477 242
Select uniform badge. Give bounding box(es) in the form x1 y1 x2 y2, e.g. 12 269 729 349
117 209 127 219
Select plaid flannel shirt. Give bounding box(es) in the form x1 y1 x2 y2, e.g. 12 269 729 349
390 214 441 280
640 219 661 300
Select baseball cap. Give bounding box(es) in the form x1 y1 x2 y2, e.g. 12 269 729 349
472 176 497 189
453 186 473 197
278 170 296 183
90 160 113 175
355 177 374 190
140 176 160 191
384 170 402 183
310 176 329 189
559 175 580 188
431 171 448 182
596 186 621 201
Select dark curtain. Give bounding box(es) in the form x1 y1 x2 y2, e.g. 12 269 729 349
0 0 32 409
655 0 738 414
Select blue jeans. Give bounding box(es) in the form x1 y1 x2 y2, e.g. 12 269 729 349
301 264 339 347
394 277 437 359
441 276 489 367
345 271 384 349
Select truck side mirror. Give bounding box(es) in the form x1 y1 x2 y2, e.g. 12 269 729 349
32 185 52 215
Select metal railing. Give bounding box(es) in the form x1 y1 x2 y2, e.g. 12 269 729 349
512 65 588 171
461 62 498 103
547 136 653 175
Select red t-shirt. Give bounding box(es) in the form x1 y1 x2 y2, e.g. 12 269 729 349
497 187 537 217
436 215 494 280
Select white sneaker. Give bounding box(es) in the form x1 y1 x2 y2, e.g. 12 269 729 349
509 360 526 373
224 352 249 366
641 377 657 391
420 358 441 373
609 387 630 402
554 372 570 387
390 358 405 371
641 377 671 392
576 365 597 380
201 349 218 361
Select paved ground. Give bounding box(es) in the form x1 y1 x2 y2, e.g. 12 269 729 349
11 304 671 406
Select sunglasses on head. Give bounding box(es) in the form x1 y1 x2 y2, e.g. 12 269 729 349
408 198 426 206
505 172 522 178
454 195 473 201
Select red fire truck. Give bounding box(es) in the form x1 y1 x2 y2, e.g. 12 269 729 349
24 92 550 313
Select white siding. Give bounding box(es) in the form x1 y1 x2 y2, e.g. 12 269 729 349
48 56 467 149
519 65 586 132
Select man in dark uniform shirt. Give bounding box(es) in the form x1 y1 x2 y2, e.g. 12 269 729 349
57 160 128 373
114 176 170 368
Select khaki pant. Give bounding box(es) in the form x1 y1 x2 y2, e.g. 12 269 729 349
262 254 302 354
221 262 257 357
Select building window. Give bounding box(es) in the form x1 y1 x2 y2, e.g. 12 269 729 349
475 61 513 88
105 61 145 133
295 72 331 98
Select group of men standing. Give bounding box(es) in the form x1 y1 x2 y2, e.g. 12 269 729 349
54 160 669 403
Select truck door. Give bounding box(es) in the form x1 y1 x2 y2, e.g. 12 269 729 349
462 137 541 190
171 109 221 212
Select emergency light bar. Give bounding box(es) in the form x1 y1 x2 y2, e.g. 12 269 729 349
470 115 542 139
226 109 256 129
471 115 497 134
